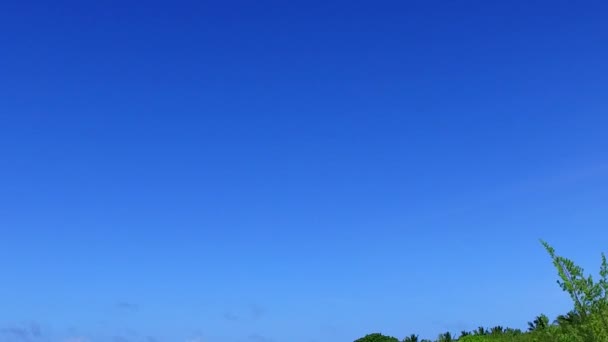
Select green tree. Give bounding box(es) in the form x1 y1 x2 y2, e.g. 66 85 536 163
504 327 522 335
490 326 504 335
473 327 487 336
403 334 418 342
527 314 549 332
436 331 452 342
355 333 400 342
555 310 582 327
458 337 489 342
542 240 608 339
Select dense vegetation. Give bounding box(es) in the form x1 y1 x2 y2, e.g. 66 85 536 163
355 240 608 342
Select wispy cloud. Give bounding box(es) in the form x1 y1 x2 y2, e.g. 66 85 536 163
1 327 29 340
249 333 274 342
116 301 140 311
223 312 239 321
249 304 265 320
1 322 43 340
64 337 91 342
185 337 205 342
1 322 161 342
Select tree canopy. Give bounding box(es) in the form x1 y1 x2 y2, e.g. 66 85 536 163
354 333 400 342
354 240 608 342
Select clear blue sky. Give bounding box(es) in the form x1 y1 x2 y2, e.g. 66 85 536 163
1 1 608 342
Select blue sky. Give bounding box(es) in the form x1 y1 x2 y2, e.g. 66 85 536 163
1 1 608 341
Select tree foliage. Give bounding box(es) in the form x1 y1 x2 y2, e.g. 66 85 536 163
353 240 608 342
355 333 400 342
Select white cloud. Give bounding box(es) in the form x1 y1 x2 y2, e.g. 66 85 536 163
186 337 205 342
64 337 90 342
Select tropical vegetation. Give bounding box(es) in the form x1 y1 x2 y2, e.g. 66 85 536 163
354 240 608 342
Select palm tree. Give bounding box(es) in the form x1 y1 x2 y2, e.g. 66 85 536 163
458 331 470 339
490 326 504 335
474 327 487 336
504 328 522 335
436 331 452 342
555 310 582 327
403 334 418 342
527 314 550 331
